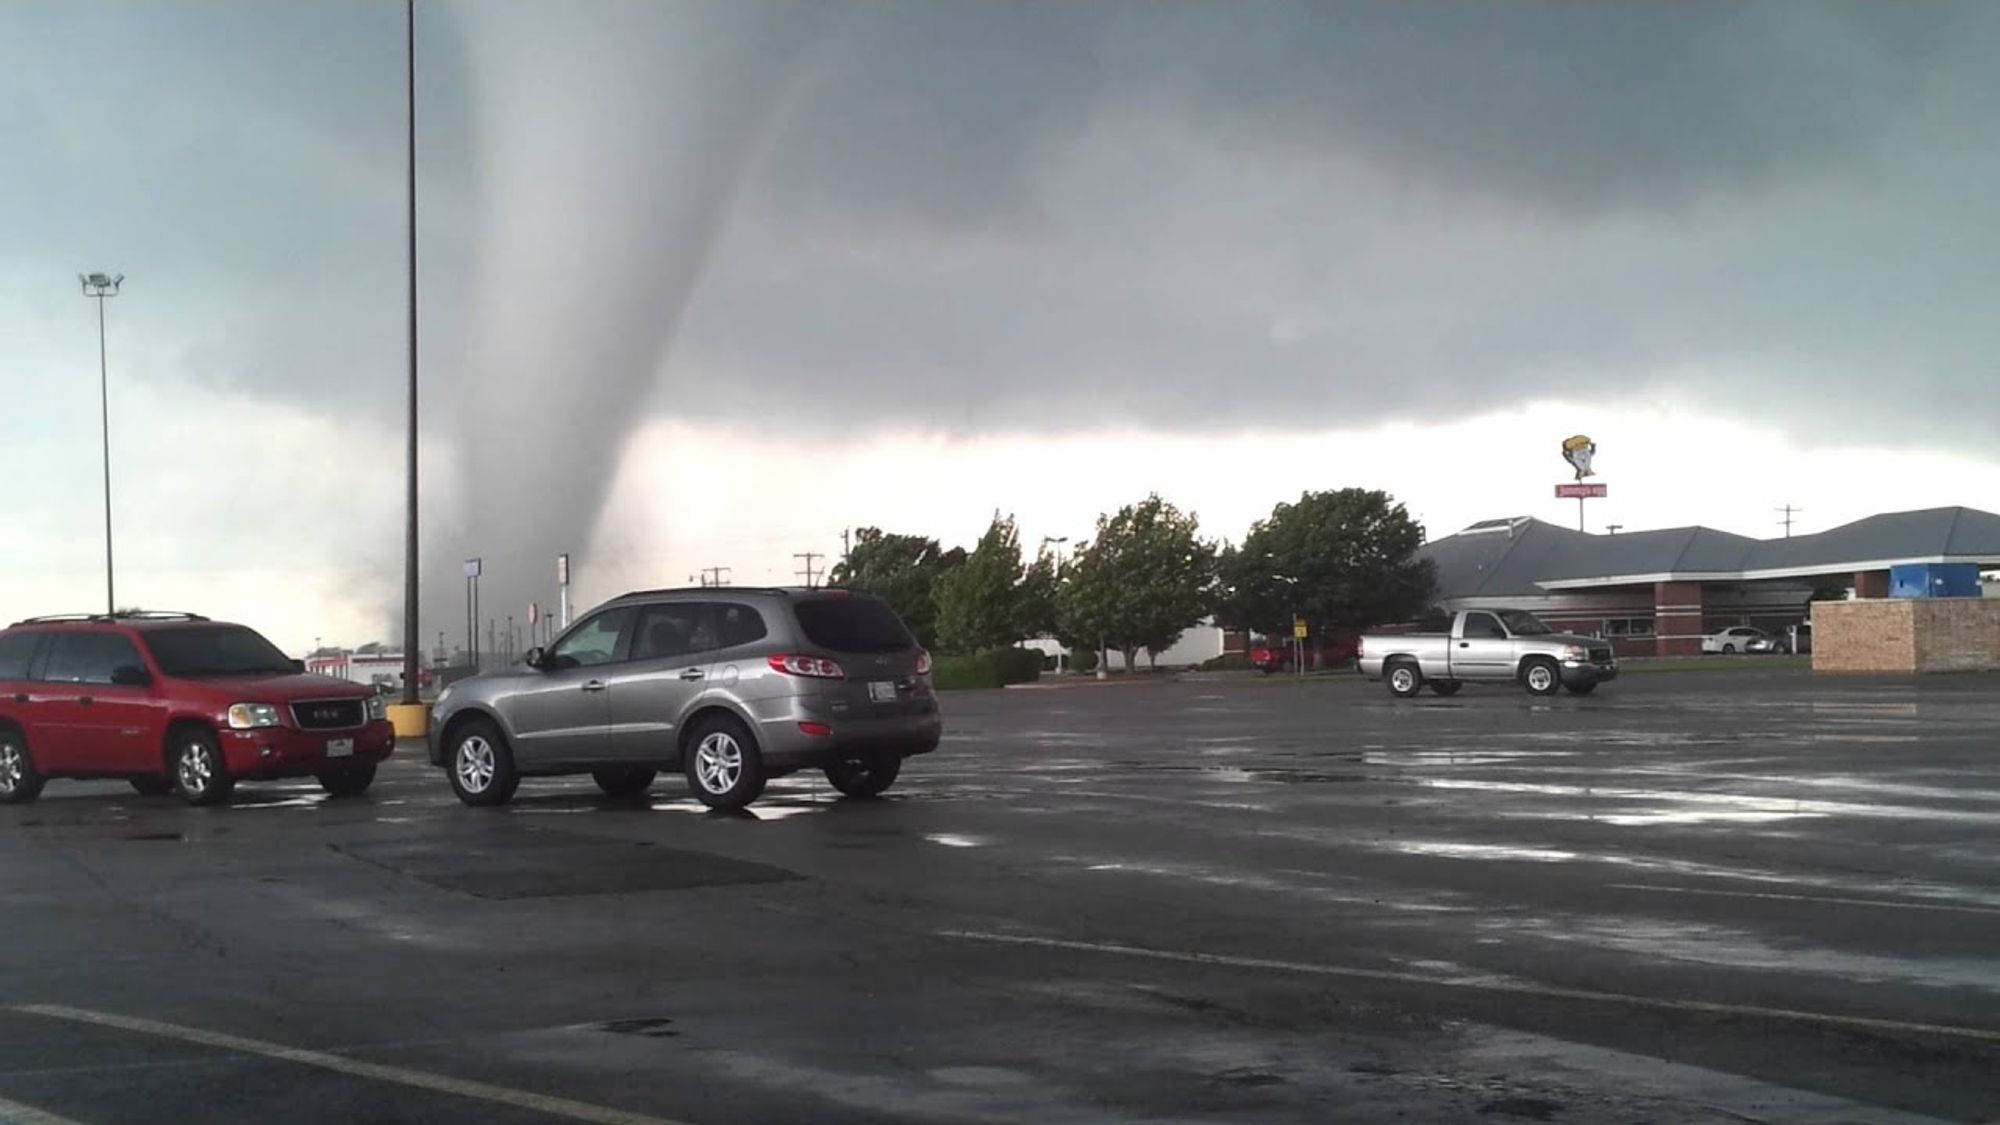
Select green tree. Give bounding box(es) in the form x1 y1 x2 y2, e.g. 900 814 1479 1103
826 528 964 650
1216 489 1435 641
1058 495 1216 672
1016 548 1062 641
934 514 1031 653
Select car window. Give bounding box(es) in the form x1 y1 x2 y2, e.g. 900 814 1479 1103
0 632 42 680
549 608 636 669
143 625 295 677
791 596 916 653
41 632 146 685
631 604 719 661
1462 612 1505 640
715 603 769 649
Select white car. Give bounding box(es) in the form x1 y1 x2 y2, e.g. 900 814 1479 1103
1702 626 1768 655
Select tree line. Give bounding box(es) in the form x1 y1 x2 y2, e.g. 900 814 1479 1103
827 488 1437 668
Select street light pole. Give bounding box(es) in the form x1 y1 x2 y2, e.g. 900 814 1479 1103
400 0 422 707
78 272 123 615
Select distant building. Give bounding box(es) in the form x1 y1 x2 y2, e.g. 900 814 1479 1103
1422 506 2000 656
306 647 429 689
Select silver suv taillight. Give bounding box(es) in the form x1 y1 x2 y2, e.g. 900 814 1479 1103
768 654 845 679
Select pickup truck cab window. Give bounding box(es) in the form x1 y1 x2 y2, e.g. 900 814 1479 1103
1499 611 1555 636
1462 612 1506 639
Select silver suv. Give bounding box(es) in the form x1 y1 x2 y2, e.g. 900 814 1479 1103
427 588 941 810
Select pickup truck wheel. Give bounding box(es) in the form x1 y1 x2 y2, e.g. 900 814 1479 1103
1429 682 1462 697
1386 661 1424 698
1522 659 1562 697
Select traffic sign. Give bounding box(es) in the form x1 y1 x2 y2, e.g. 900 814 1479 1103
1292 619 1309 639
1555 482 1608 499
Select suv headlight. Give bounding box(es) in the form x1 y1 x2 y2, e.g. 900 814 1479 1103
365 695 387 721
227 703 283 730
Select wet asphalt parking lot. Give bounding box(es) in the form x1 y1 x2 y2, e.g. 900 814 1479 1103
1 668 1997 1125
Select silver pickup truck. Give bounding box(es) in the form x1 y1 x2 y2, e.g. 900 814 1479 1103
1358 609 1618 698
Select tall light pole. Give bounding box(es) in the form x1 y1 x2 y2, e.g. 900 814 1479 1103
79 272 123 615
400 0 422 708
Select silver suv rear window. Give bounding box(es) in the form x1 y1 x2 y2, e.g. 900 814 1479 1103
791 597 915 654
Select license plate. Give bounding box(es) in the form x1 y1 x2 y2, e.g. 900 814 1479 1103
868 681 899 703
327 738 354 758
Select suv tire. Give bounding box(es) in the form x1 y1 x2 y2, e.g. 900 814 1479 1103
0 731 45 805
684 715 766 811
592 767 657 799
317 763 377 798
173 729 235 806
448 719 519 807
825 753 901 799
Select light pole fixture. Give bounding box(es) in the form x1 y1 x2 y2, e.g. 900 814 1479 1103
79 271 123 615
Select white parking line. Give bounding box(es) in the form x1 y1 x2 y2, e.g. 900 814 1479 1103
12 1006 687 1125
939 930 2000 1045
1608 882 2000 916
0 1094 88 1125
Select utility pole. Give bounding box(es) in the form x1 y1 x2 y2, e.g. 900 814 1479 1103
1777 505 1803 538
794 552 824 588
841 528 851 565
701 566 731 588
1606 525 1624 536
399 0 421 708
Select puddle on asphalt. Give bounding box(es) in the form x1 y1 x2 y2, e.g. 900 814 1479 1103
1413 777 2000 825
924 833 986 848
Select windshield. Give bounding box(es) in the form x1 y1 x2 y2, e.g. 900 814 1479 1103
143 625 296 677
1499 611 1556 636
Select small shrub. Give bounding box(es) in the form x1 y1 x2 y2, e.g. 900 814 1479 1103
1200 652 1252 672
931 648 1045 690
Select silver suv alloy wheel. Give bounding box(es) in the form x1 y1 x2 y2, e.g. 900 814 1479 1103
177 738 218 797
693 731 743 796
456 735 497 794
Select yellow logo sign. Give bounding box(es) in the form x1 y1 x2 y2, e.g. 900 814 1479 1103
1562 435 1597 481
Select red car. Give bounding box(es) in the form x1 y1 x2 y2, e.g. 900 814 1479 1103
0 612 394 806
1248 633 1361 674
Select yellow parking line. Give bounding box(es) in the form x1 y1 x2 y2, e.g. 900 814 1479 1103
0 1094 88 1125
13 1006 688 1125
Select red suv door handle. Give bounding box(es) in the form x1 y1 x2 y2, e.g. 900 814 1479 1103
10 693 25 704
77 696 96 707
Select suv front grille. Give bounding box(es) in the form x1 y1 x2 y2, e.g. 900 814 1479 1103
292 699 365 730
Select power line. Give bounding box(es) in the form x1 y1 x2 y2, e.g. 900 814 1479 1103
794 552 825 589
699 566 732 588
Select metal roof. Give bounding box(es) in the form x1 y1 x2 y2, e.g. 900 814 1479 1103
1423 506 2000 598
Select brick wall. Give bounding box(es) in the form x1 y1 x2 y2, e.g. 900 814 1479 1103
1814 598 2000 673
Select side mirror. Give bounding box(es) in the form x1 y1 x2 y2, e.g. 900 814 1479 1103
523 647 546 670
110 665 152 687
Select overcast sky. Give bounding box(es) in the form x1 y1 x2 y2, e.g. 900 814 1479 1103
3 1 1997 653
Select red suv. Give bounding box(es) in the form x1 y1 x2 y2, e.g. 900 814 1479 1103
0 612 395 806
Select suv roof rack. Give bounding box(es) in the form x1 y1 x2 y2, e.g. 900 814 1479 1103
8 610 210 627
612 586 848 601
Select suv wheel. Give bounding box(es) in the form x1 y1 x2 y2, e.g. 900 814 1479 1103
0 731 45 805
684 716 766 811
173 729 235 806
825 753 901 799
317 763 377 798
592 767 657 800
449 720 518 807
